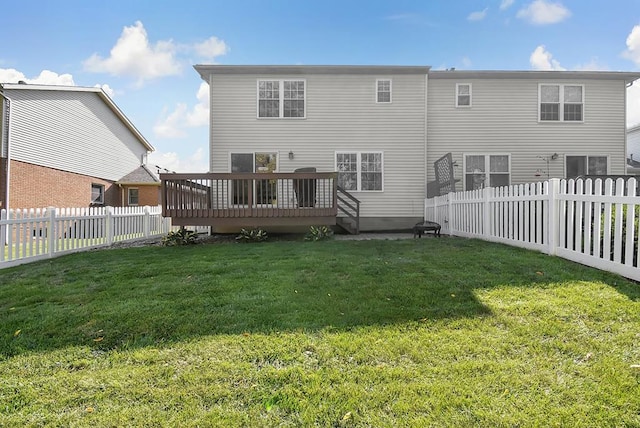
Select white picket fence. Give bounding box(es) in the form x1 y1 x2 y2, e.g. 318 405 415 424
0 206 173 268
425 177 640 282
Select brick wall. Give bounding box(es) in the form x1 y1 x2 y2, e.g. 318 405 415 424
8 160 119 209
122 185 161 207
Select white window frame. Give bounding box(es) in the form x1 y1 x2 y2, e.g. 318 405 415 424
335 151 384 192
538 83 584 123
376 79 392 104
91 183 104 205
564 154 609 179
257 79 306 119
128 187 139 206
456 83 472 108
462 154 511 190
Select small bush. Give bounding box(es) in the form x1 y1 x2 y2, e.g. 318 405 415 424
305 225 334 241
236 228 268 243
162 228 198 246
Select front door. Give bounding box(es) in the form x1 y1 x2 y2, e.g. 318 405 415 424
231 152 278 206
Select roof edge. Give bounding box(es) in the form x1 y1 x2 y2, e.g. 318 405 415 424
429 70 640 82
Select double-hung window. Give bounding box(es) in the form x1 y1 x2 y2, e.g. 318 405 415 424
376 79 392 103
539 84 584 122
91 183 104 205
258 79 305 118
128 188 139 206
456 83 472 107
565 155 608 178
464 154 510 190
336 152 383 191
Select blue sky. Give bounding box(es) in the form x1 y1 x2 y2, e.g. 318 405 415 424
2 0 640 172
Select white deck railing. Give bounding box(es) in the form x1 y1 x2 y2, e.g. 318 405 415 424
0 206 173 268
425 177 640 282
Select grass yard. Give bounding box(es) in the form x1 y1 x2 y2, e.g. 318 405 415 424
0 237 639 426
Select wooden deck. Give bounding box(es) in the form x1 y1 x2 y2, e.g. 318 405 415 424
160 172 338 228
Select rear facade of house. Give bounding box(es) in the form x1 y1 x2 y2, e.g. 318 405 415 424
186 66 640 232
0 84 158 210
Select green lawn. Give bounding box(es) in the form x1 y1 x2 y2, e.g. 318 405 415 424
0 237 639 427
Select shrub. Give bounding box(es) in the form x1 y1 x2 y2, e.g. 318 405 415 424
162 228 198 246
236 228 268 243
305 225 334 241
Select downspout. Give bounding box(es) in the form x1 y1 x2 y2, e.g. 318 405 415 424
423 72 429 221
0 87 12 213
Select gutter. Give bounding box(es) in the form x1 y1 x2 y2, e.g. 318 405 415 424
0 85 12 212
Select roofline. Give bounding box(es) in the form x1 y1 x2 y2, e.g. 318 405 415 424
0 83 155 152
194 64 431 80
429 70 640 83
629 123 640 132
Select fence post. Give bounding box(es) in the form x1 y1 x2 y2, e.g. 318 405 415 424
483 187 491 239
0 209 6 262
547 179 560 256
106 206 114 246
47 207 57 258
143 206 151 238
446 193 453 236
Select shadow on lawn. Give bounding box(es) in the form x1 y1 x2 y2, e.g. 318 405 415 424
1 238 638 357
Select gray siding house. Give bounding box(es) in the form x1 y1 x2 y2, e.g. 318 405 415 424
176 65 640 232
0 83 155 209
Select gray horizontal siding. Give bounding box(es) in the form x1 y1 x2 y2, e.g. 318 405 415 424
6 89 147 181
427 78 627 188
209 73 427 218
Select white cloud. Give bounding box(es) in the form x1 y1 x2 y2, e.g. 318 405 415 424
83 21 181 84
95 83 115 98
500 0 515 11
148 147 208 173
573 58 609 71
0 68 75 85
623 24 640 66
154 82 209 138
193 36 229 60
517 0 571 25
529 45 566 70
468 8 488 21
83 21 229 85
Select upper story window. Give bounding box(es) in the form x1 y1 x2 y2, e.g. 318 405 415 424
539 84 584 122
336 152 383 192
91 183 104 205
258 79 305 118
456 83 472 107
376 79 392 103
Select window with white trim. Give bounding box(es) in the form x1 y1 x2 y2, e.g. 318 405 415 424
258 79 305 118
565 155 607 178
456 83 471 107
539 84 584 122
128 188 139 206
91 183 104 204
464 154 510 190
336 152 383 191
376 79 391 103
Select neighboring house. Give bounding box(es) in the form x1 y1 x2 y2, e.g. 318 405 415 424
627 124 640 174
180 65 640 232
0 83 156 210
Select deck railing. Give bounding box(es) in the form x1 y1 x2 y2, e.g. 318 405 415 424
160 172 338 227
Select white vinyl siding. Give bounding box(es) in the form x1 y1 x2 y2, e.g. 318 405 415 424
456 83 472 108
376 79 392 103
5 89 147 181
209 72 427 219
427 77 627 187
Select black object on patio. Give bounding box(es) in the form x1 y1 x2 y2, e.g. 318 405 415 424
294 167 317 207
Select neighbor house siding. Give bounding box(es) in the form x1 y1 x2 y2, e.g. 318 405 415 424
5 89 147 181
427 76 627 188
628 125 640 162
208 72 427 220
